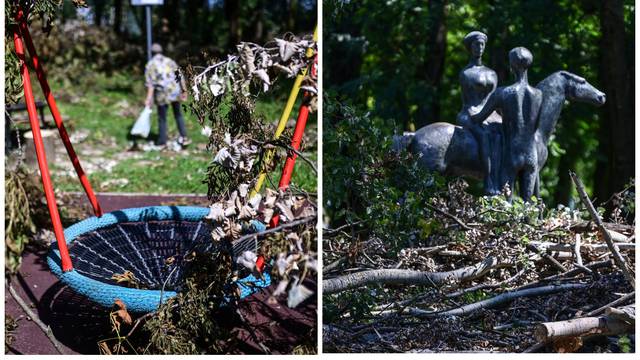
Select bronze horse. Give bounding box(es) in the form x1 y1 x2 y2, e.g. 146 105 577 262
396 71 606 198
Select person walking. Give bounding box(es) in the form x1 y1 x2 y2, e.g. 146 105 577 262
144 43 191 147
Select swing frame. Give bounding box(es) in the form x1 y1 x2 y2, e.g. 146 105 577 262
13 4 315 312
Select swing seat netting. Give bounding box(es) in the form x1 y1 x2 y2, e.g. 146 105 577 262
47 206 271 313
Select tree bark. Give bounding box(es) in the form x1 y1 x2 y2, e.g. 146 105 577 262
415 0 448 128
287 0 298 32
225 0 241 49
323 256 501 295
595 0 634 202
113 0 122 34
535 315 633 341
413 283 588 318
94 0 105 27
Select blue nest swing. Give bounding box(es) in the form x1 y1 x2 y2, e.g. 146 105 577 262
14 17 273 315
47 206 271 313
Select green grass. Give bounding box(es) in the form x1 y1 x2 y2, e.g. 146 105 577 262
50 72 316 195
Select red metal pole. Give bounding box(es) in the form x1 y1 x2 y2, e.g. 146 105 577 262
17 9 103 217
269 56 316 228
13 27 73 272
278 102 311 190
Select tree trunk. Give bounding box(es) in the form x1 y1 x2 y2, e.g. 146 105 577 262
595 0 634 202
225 0 241 49
415 0 448 129
94 0 105 27
287 0 298 31
253 0 265 43
114 0 122 34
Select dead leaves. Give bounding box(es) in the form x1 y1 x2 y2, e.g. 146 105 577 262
552 336 584 353
212 133 259 173
191 36 316 101
98 299 136 354
111 270 140 289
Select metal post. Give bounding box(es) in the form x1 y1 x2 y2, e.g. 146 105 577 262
13 26 73 272
145 5 152 60
17 11 103 218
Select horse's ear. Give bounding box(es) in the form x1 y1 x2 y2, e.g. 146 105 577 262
560 71 586 84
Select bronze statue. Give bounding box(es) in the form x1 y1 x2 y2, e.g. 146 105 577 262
395 34 606 201
461 47 543 200
457 31 501 195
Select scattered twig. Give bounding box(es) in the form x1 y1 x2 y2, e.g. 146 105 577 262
570 221 634 236
570 171 635 289
126 312 156 338
159 265 179 305
445 266 529 298
425 203 483 233
231 216 316 253
574 234 583 266
585 291 635 317
323 220 365 236
8 282 65 354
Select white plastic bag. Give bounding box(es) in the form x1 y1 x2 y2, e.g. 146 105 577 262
130 106 152 138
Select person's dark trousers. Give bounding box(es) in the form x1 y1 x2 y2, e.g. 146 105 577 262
156 101 187 145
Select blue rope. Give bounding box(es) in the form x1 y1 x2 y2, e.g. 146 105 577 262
47 206 271 313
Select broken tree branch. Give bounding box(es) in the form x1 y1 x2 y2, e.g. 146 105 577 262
425 203 483 233
323 256 503 295
569 171 635 289
408 283 588 318
570 221 634 236
585 292 635 317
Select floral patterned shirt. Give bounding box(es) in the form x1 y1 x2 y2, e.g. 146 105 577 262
145 54 183 105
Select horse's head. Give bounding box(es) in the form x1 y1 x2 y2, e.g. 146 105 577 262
559 71 606 106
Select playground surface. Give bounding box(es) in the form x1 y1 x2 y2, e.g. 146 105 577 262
5 193 317 355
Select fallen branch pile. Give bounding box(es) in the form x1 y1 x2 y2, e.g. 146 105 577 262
323 176 635 353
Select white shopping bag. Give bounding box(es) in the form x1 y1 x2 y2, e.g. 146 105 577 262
130 106 152 138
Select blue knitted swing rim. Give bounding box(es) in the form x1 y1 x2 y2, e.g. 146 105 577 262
47 205 271 313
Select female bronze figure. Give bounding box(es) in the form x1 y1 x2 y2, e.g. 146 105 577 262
457 31 501 194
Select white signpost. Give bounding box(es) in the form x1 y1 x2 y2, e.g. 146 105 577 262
131 0 165 60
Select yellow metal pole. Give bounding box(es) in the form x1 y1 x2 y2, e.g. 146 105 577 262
250 26 317 197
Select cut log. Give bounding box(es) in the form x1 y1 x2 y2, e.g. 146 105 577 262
535 315 634 341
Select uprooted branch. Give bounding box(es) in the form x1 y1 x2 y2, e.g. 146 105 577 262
323 256 504 295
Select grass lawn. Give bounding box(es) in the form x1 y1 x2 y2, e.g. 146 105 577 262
47 72 317 195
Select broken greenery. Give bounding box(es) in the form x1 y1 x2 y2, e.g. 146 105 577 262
186 34 316 200
103 35 318 354
322 98 635 353
4 0 88 104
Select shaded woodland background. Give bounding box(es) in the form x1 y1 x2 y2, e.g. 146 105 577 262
59 0 316 65
324 0 634 207
5 0 316 97
4 0 317 194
